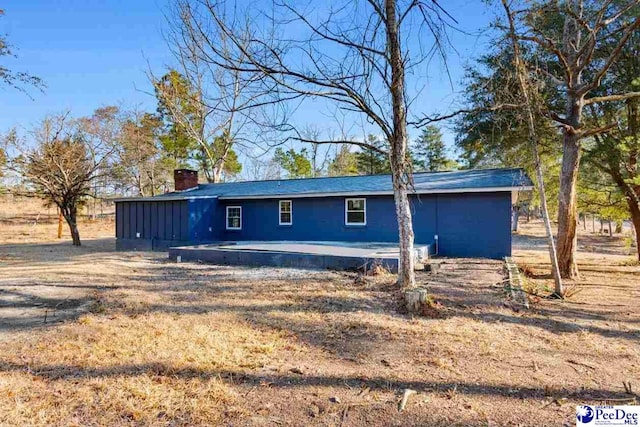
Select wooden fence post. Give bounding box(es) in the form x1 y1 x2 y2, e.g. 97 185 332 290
57 210 63 239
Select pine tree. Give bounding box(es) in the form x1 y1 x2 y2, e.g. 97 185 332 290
355 134 390 175
413 126 450 172
273 148 312 178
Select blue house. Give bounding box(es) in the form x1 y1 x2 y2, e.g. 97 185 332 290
114 168 532 259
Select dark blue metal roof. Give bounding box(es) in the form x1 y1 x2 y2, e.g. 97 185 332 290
114 168 533 201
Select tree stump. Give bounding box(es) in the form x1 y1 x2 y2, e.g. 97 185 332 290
404 287 431 314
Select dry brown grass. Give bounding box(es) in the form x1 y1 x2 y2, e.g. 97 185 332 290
0 312 290 425
0 215 113 245
0 195 60 217
0 218 638 426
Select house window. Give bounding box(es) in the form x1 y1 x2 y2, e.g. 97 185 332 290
345 198 366 225
226 206 242 230
279 200 292 225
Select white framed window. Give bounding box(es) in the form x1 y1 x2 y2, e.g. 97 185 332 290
345 198 366 225
279 200 292 225
226 206 242 230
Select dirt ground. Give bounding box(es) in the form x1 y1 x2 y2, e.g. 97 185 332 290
0 218 638 426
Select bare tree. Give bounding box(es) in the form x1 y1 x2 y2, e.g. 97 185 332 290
154 2 265 183
174 0 453 290
301 125 331 177
7 114 112 246
0 9 44 94
501 0 564 296
116 109 170 196
243 156 282 181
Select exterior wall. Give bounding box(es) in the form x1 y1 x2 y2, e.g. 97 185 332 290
116 191 513 259
217 192 512 259
115 199 190 250
218 196 402 243
435 193 512 258
188 198 219 242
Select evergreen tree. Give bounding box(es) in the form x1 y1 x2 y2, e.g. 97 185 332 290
155 70 197 167
273 148 312 178
355 134 390 175
412 126 451 172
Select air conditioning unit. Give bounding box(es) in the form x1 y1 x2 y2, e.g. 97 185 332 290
414 245 430 262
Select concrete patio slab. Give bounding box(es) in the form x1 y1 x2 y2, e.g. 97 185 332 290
168 241 432 272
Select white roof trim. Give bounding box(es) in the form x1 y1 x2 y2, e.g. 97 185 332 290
113 186 533 203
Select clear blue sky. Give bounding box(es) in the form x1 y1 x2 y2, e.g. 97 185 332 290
0 0 498 151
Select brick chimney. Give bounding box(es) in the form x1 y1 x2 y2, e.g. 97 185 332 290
174 169 198 192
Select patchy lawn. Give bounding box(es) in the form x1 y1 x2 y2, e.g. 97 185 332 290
0 219 638 426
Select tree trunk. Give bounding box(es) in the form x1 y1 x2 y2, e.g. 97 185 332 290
630 204 640 261
212 165 223 184
613 175 640 261
385 0 415 289
555 2 587 280
556 130 582 278
501 0 564 295
608 220 613 237
392 172 416 287
61 205 81 246
150 174 156 197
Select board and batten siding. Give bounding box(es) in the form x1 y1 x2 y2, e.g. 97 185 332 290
115 199 190 250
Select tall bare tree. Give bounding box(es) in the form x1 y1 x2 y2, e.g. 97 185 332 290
301 125 331 177
154 2 265 183
174 0 453 289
